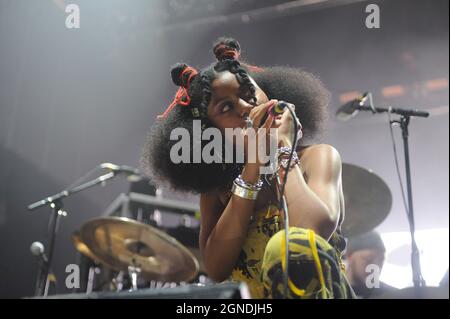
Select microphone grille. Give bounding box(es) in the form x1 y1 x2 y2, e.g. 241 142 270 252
30 241 44 256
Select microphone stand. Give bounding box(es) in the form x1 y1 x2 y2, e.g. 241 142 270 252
28 171 118 297
395 114 426 290
33 249 48 296
342 95 428 290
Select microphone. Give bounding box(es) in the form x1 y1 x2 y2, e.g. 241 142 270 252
268 101 289 116
100 163 140 176
358 92 370 105
100 163 142 182
257 101 290 127
336 92 370 121
31 241 57 296
30 241 48 264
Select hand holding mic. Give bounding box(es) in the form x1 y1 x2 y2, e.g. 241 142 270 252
271 101 302 144
255 100 291 129
245 100 300 136
268 101 290 116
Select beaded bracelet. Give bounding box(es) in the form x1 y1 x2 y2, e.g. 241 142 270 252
277 146 300 170
234 174 263 191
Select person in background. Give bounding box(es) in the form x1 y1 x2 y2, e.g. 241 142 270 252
345 231 398 298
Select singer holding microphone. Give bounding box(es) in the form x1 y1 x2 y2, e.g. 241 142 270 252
143 38 355 299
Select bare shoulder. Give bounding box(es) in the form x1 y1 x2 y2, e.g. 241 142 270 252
299 143 340 158
298 144 342 178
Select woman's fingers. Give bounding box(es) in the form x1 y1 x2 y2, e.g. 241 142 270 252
281 103 302 128
260 111 274 130
249 99 277 128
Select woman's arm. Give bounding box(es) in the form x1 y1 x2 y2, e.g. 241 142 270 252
278 141 342 240
199 99 278 282
199 163 260 282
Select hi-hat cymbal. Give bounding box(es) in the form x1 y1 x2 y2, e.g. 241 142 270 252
341 163 392 237
80 217 199 283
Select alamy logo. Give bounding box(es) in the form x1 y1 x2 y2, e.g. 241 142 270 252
65 4 80 29
365 4 380 29
365 264 381 288
65 264 80 289
169 120 279 175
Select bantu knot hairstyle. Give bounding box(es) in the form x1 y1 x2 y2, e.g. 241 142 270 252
143 37 330 193
170 63 197 88
213 37 241 61
157 63 199 119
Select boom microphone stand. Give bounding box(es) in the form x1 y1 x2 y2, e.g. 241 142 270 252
28 163 140 297
336 93 428 290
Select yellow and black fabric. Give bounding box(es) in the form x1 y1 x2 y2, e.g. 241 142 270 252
230 204 355 299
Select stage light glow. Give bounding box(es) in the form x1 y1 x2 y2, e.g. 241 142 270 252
380 228 449 288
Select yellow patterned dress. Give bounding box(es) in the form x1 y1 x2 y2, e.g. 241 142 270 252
229 204 356 299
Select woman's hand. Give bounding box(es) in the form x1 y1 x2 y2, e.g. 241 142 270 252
275 102 302 147
242 99 279 168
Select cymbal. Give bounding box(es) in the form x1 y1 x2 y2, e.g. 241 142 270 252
71 231 102 264
341 163 392 237
373 286 449 299
80 217 199 283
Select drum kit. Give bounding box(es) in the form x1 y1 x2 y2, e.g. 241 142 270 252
62 162 393 294
73 216 201 291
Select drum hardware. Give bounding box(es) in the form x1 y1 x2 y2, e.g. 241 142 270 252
112 271 126 292
86 266 101 294
102 192 200 219
27 163 142 297
68 185 206 294
128 264 142 291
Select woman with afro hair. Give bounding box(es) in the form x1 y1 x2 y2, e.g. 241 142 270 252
143 37 355 299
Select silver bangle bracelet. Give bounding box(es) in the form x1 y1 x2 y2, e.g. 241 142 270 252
231 181 259 200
